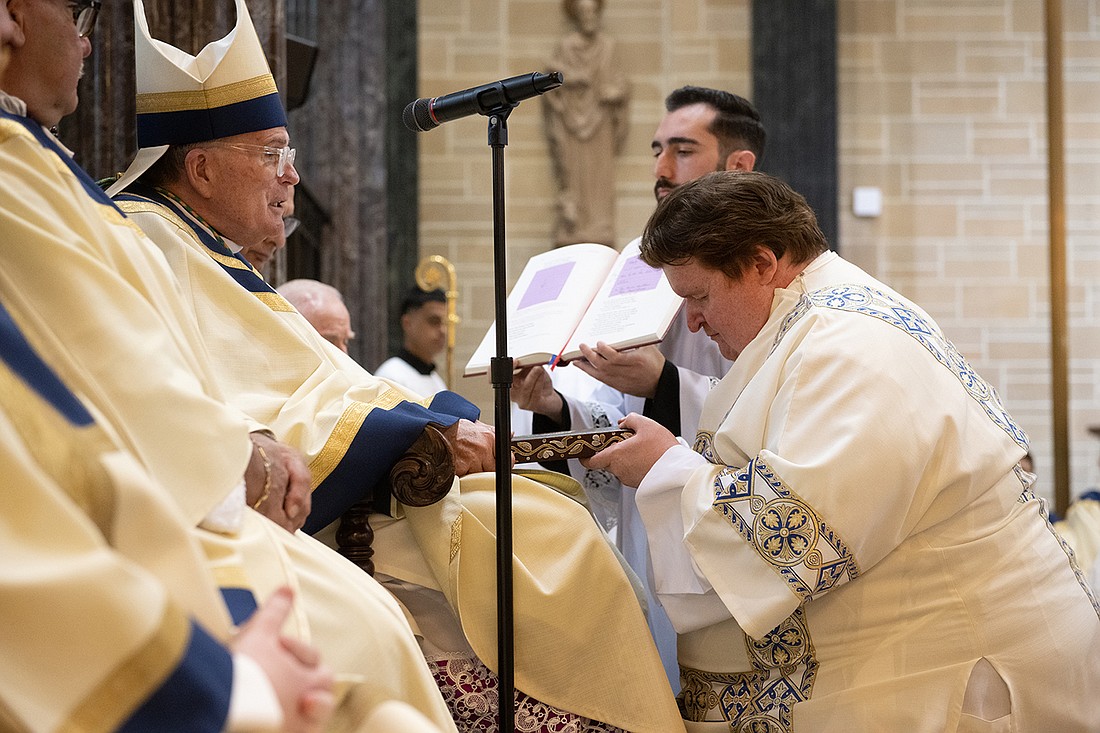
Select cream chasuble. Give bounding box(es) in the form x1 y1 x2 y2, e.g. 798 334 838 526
637 252 1100 731
0 116 250 528
0 298 236 732
0 109 460 732
114 185 685 731
115 182 479 532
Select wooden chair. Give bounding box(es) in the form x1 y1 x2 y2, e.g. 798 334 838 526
335 424 455 575
335 426 629 574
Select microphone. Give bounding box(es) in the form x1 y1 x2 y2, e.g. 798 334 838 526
403 71 564 132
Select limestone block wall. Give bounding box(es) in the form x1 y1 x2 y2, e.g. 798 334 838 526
839 0 1100 498
415 0 750 410
416 0 1100 499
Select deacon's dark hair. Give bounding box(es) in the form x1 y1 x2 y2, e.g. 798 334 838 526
400 287 446 316
665 86 767 163
640 170 828 278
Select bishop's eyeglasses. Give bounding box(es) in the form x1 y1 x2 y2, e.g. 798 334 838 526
206 143 298 178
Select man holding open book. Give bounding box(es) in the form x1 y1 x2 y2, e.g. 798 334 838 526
513 86 765 435
510 85 767 684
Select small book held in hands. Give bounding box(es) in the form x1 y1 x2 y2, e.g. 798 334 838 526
464 239 683 377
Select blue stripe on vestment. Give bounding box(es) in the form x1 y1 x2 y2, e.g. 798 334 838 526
118 622 232 733
220 587 259 626
115 184 277 295
0 300 93 426
303 391 480 533
0 109 124 212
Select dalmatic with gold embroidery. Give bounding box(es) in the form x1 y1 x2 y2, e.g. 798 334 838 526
637 251 1100 731
115 183 479 532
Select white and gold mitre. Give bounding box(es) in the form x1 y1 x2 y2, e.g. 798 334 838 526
107 0 287 195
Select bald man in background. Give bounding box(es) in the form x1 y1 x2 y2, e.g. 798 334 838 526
277 279 355 355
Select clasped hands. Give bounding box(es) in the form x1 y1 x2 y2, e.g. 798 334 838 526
233 587 335 732
246 432 312 532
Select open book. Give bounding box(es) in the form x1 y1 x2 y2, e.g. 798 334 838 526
464 239 682 377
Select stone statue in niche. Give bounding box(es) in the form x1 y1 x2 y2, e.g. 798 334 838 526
544 0 630 248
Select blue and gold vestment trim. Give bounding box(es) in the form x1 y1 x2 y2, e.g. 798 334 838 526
302 390 480 533
777 284 1029 451
0 300 237 732
693 444 861 603
103 615 233 733
679 607 817 732
114 183 294 309
0 302 112 528
0 299 93 427
0 111 131 222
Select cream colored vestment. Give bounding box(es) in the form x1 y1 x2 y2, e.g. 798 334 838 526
0 332 237 732
638 251 1100 731
0 109 457 732
116 184 686 732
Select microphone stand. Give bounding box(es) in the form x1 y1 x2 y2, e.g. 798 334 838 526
410 71 559 733
404 71 563 733
486 106 516 733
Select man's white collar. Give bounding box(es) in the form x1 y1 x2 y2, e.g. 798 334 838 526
0 89 27 116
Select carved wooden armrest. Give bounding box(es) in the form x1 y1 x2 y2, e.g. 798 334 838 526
387 423 456 507
336 423 456 575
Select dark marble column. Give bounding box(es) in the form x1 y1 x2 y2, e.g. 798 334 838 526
287 0 399 367
58 1 138 180
384 0 419 362
752 0 838 250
